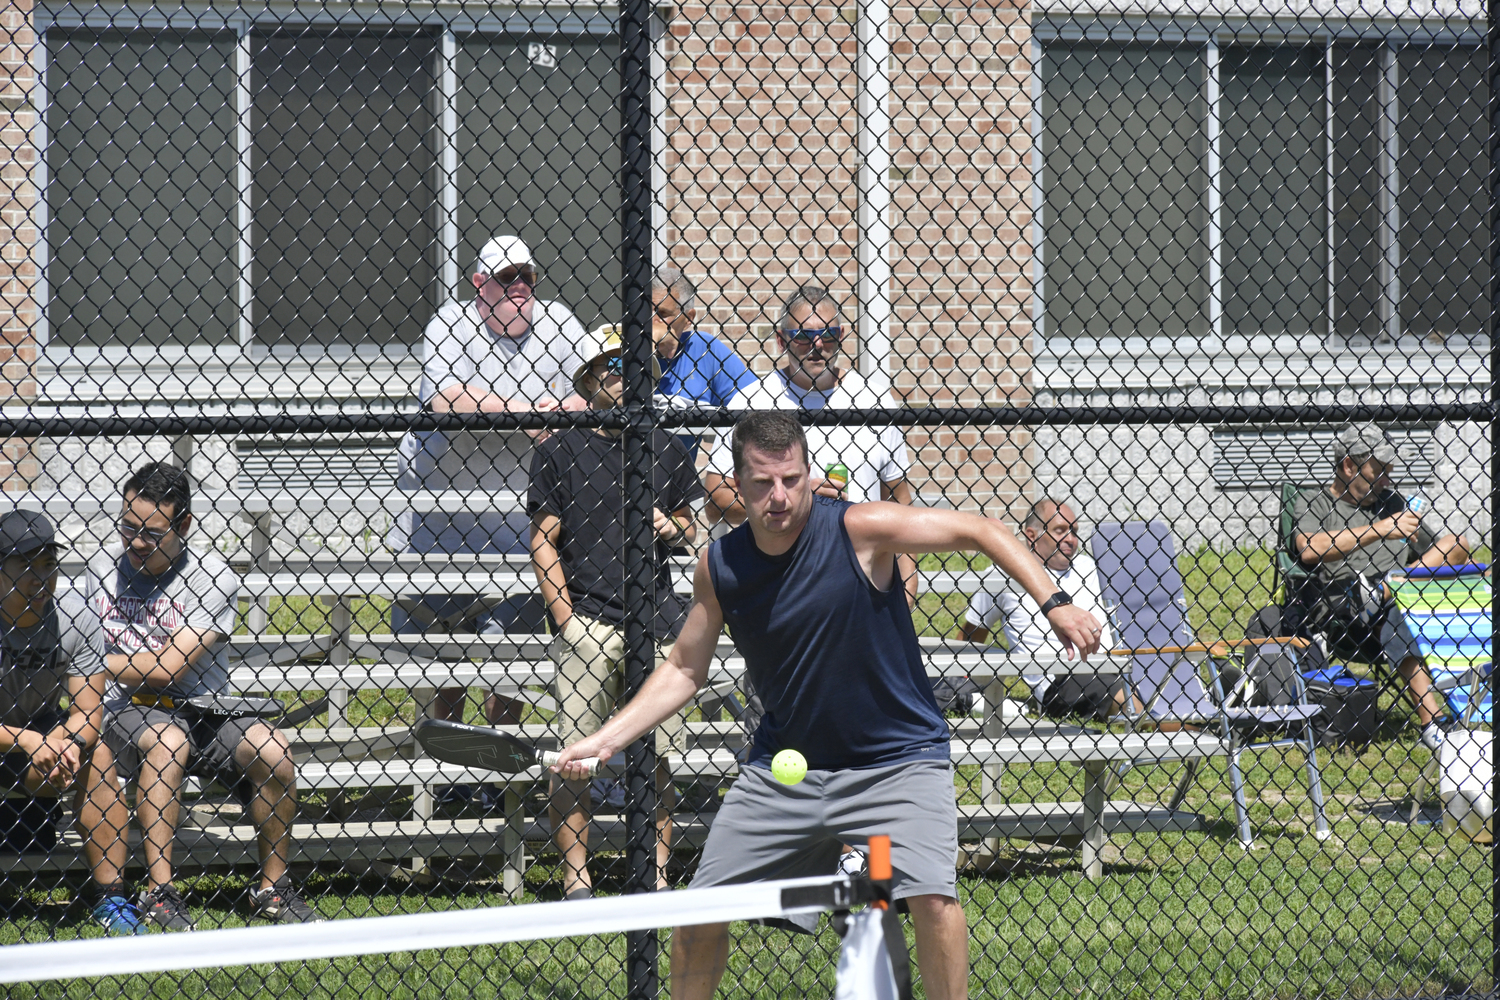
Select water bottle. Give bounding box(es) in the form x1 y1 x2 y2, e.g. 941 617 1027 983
1406 489 1429 515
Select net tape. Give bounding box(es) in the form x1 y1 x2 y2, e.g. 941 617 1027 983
0 874 882 984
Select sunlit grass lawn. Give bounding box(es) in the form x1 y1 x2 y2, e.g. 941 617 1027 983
3 546 1488 998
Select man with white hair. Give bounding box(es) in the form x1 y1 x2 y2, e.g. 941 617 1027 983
392 236 589 774
960 498 1136 720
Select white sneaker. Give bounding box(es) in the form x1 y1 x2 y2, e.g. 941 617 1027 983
1420 723 1447 751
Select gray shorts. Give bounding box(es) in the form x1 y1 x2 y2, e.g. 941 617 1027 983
104 704 262 785
692 757 958 901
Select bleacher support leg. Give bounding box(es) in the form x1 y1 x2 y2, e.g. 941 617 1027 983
248 512 273 632
502 786 525 901
1227 741 1254 848
1081 762 1107 879
980 679 1006 857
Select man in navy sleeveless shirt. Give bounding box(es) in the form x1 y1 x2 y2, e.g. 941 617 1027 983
554 412 1103 1000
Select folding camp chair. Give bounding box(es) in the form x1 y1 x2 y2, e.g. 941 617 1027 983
1395 567 1494 821
1093 521 1330 848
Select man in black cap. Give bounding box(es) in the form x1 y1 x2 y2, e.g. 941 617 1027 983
0 509 144 935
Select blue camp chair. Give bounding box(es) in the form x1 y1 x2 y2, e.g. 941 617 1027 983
1093 521 1329 848
1396 567 1494 820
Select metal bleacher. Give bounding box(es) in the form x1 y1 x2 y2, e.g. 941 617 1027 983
9 470 1219 888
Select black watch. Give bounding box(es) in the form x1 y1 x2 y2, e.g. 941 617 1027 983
1038 591 1073 615
67 733 89 751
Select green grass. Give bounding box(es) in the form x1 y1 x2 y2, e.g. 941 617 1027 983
7 546 1486 998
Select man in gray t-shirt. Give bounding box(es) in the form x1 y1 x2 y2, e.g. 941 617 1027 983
89 462 321 928
0 510 144 935
1289 423 1470 748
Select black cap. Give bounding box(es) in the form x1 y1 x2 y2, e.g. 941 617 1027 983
0 509 61 558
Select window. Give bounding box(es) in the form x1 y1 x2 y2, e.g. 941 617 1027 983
46 30 239 348
1038 34 1488 345
1042 44 1210 342
252 31 437 348
42 20 624 359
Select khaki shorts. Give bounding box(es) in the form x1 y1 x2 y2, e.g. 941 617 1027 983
552 613 685 756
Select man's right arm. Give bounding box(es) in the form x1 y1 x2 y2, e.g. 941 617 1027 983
551 552 722 778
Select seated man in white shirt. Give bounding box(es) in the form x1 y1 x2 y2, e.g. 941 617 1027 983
391 235 588 750
960 499 1138 720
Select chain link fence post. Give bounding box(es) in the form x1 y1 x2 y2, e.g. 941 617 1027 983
621 0 661 995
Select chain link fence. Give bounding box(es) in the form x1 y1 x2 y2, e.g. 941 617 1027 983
0 0 1492 996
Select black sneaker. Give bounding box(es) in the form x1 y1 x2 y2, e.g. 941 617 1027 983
249 882 324 924
139 884 196 932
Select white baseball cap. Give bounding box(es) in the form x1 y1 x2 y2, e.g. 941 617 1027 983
475 235 535 276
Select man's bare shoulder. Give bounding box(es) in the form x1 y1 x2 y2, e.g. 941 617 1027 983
842 499 918 537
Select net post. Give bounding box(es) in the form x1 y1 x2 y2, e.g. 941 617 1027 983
868 834 892 910
620 0 659 993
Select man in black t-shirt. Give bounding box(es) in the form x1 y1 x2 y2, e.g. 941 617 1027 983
0 510 144 935
528 324 704 899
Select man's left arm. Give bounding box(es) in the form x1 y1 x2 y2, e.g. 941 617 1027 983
847 503 1103 659
107 567 236 690
879 477 920 608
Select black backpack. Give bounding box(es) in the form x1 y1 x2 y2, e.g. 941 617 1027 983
1243 604 1382 747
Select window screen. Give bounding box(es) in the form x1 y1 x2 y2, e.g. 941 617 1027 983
1221 46 1326 337
252 31 438 348
1399 45 1488 341
1042 43 1209 342
46 30 239 348
456 34 621 333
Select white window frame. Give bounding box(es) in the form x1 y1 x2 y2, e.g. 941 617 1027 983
1029 11 1486 363
27 2 664 405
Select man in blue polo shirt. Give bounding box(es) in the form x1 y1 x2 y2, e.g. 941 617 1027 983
651 265 758 426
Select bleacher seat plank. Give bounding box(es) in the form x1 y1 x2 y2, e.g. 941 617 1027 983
956 801 1202 839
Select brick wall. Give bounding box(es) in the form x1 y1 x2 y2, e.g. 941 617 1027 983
0 0 39 489
661 1 1036 519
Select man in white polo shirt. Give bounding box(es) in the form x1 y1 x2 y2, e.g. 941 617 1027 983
703 283 917 605
961 498 1136 719
393 235 588 752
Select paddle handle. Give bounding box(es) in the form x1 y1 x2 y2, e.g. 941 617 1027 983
539 750 600 777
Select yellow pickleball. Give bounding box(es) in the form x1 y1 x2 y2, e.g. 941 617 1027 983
771 749 808 785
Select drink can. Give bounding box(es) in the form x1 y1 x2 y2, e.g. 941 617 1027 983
824 463 849 489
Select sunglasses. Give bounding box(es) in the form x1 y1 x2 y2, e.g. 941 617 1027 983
117 519 181 546
488 267 538 287
593 355 625 376
781 326 843 345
